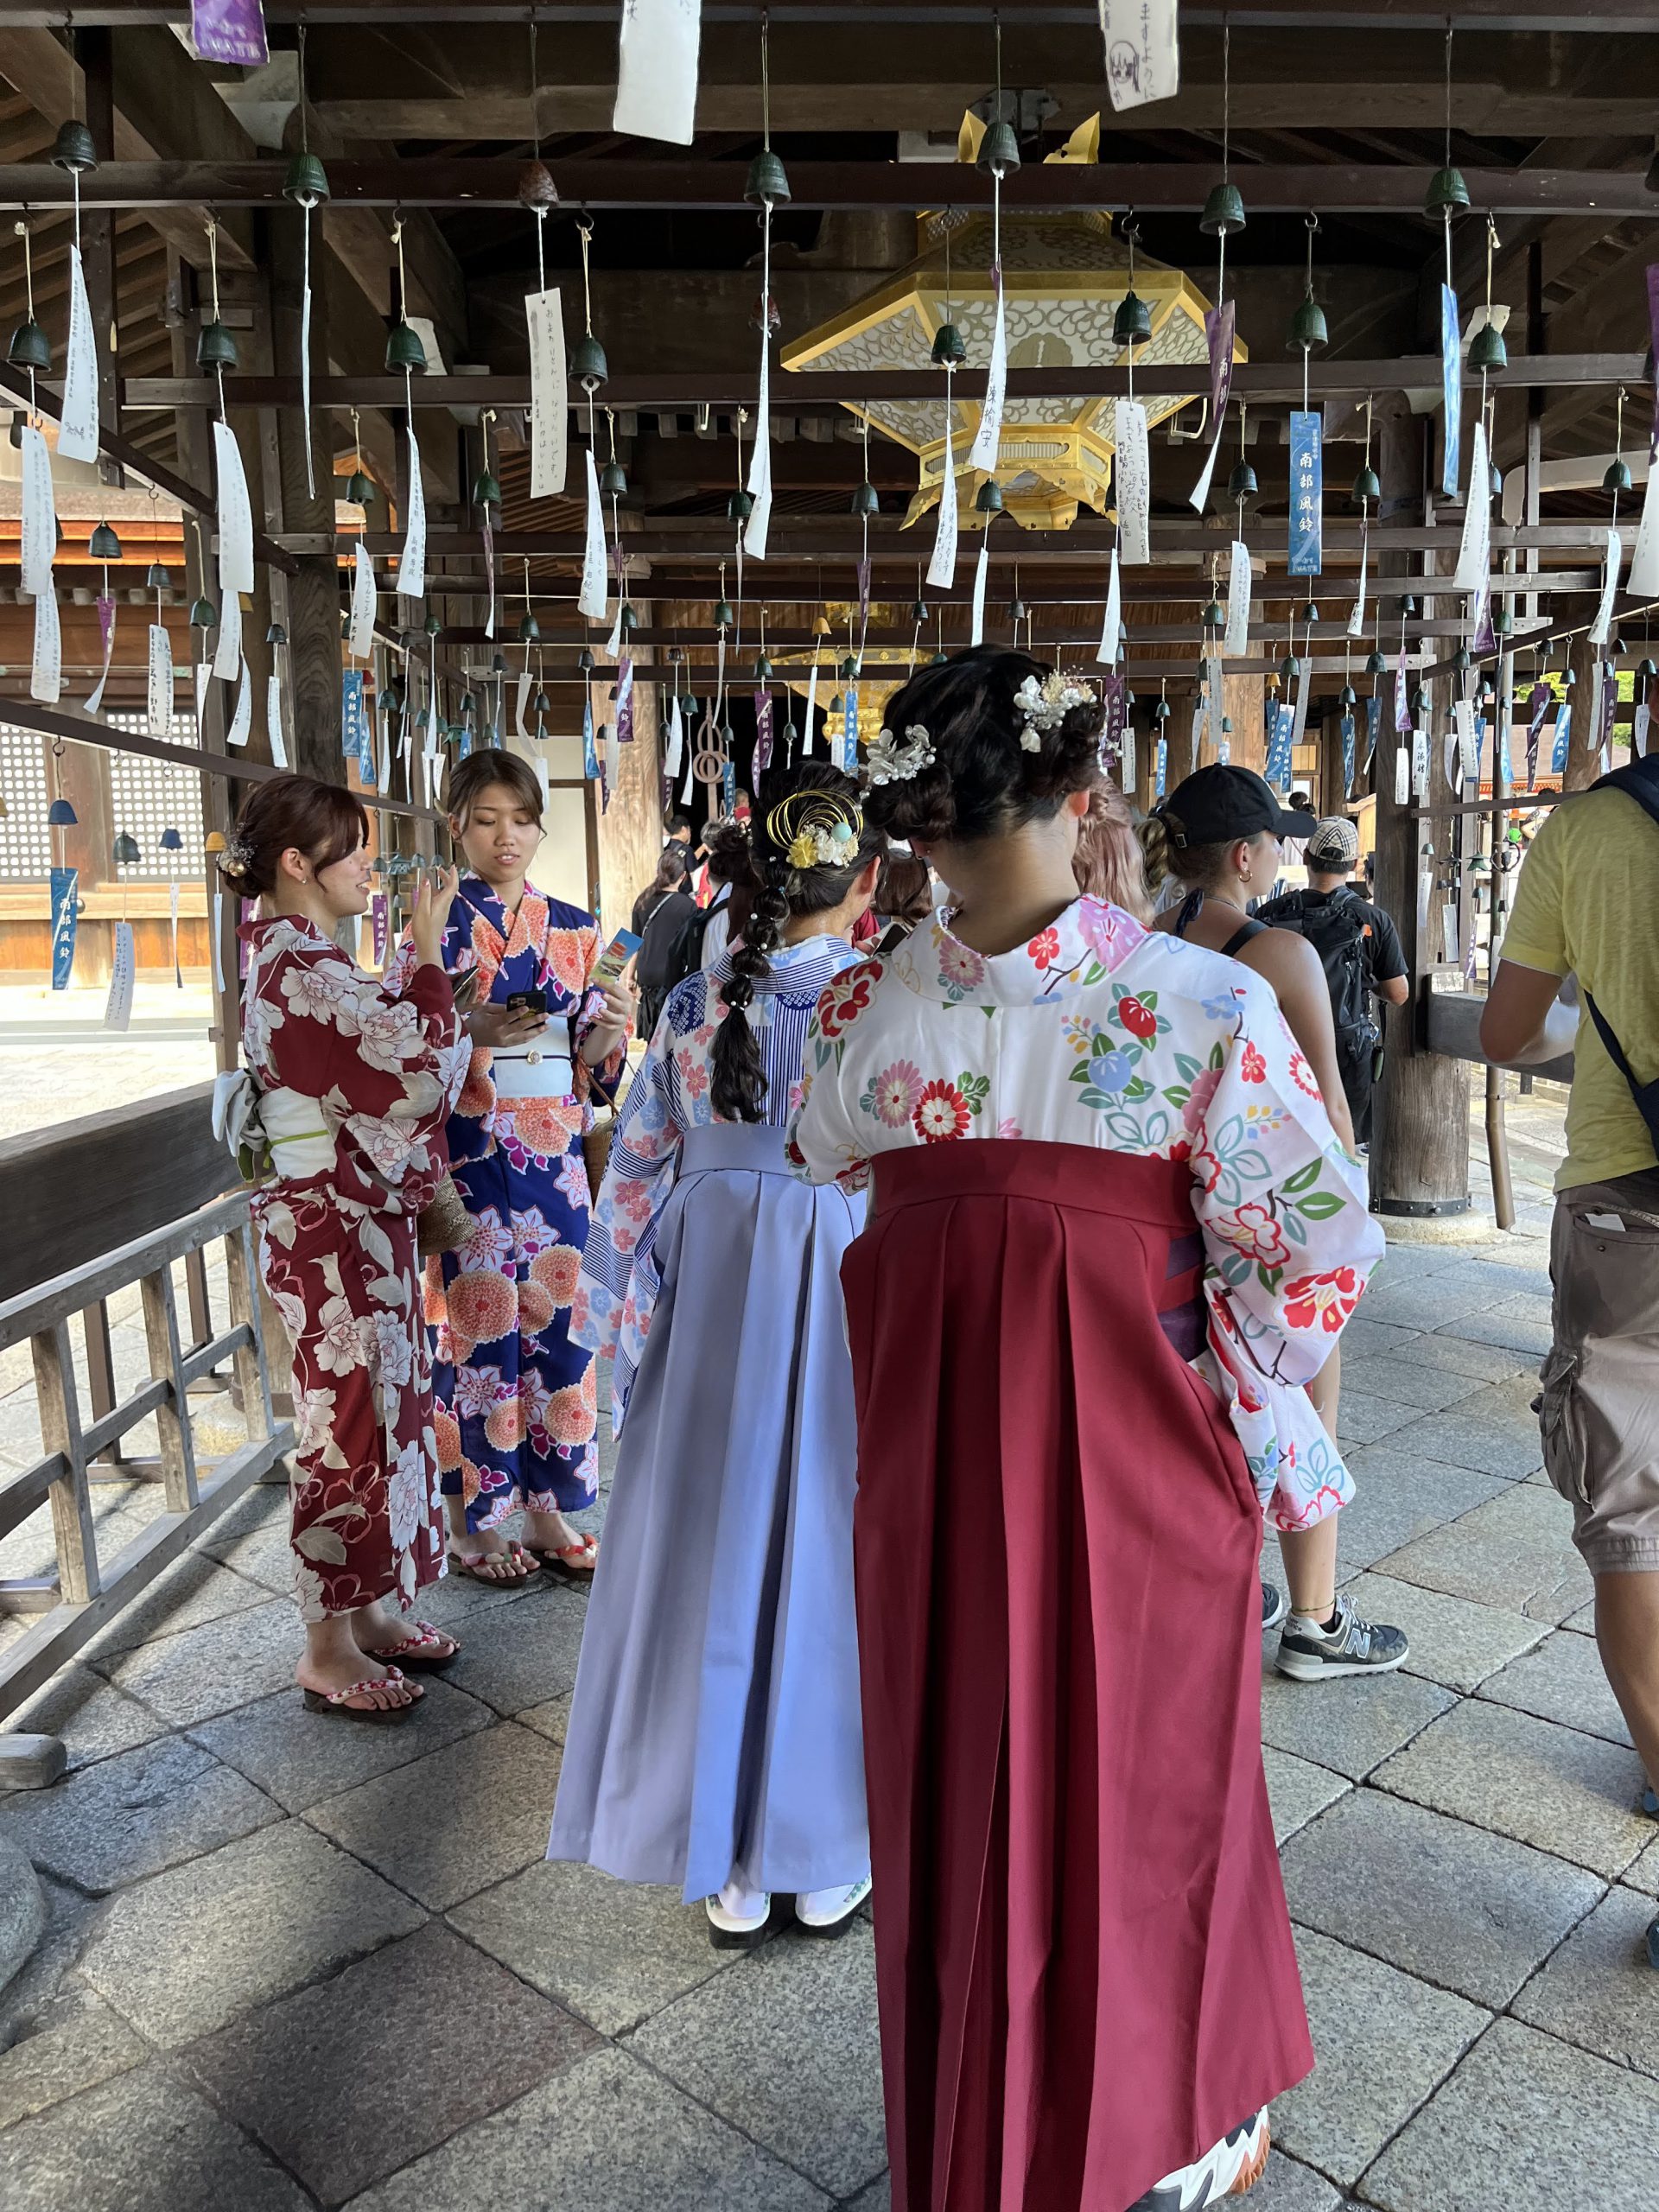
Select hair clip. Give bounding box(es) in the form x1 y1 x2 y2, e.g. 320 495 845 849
865 722 936 786
785 817 860 870
221 831 254 874
1014 671 1090 753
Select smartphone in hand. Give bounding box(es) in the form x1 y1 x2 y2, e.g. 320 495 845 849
505 988 549 1017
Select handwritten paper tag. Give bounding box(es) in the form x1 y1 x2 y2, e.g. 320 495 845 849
969 264 1007 472
1453 419 1490 593
1224 538 1251 658
1099 0 1179 110
20 426 55 595
1629 448 1659 593
350 541 378 661
212 420 255 595
1588 527 1622 647
1116 400 1150 565
147 622 175 736
267 672 288 765
969 538 988 647
526 288 568 499
1096 545 1122 665
1348 526 1370 639
744 342 773 561
213 588 242 681
31 586 60 704
927 413 959 589
396 423 427 599
227 657 253 748
59 246 99 463
85 593 116 715
579 448 608 619
614 0 702 145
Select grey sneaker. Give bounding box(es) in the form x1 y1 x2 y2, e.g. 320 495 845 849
1126 2110 1270 2209
1261 1581 1288 1635
1276 1593 1409 1682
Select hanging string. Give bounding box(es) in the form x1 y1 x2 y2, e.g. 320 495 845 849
529 10 548 290
1442 21 1455 294
206 213 226 423
1217 16 1231 304
16 219 36 421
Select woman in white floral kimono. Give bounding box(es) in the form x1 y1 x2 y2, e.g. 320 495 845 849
789 649 1386 2212
226 776 470 1719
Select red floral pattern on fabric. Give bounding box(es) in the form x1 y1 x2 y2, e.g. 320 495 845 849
913 1080 972 1143
1282 1267 1363 1334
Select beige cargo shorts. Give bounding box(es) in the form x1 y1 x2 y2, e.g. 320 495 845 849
1540 1167 1659 1573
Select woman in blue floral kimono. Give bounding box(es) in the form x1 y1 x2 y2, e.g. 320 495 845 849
389 751 634 1582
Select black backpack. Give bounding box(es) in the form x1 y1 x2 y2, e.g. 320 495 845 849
635 891 725 1032
1582 758 1659 1147
1261 889 1378 1069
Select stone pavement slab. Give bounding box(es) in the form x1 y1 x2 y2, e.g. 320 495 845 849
1624 1833 1659 1897
1271 1929 1488 2186
516 1691 571 1744
0 1989 146 2130
1363 2018 1659 2212
190 1675 494 1815
629 1921 885 2202
92 1595 305 1727
7 1664 168 1774
1263 1749 1351 1844
305 1721 563 1911
1261 1664 1453 1783
437 1586 590 1715
1439 1303 1552 1357
1476 1627 1633 1747
1318 1447 1508 1575
1253 2150 1343 2211
1332 1391 1419 1446
345 2043 831 2212
1281 1789 1604 2008
1376 1482 1592 1623
1339 1573 1547 1694
0 1732 276 1891
1381 1379 1545 1482
448 1858 732 2037
841 2177 890 2212
79 1547 274 1658
75 1818 425 2048
0 2063 309 2212
1510 1885 1659 2082
1375 1699 1652 1878
181 1921 600 2207
1330 1356 1489 1414
1355 1277 1506 1332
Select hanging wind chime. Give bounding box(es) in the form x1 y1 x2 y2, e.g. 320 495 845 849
283 21 329 500
388 219 430 607
521 12 567 505
927 211 965 594
573 216 611 629
742 10 787 563
200 216 255 753
13 219 61 705
47 747 79 991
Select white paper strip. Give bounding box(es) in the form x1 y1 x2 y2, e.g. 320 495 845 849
148 622 175 737
1454 697 1478 782
266 672 289 766
59 246 99 463
1224 538 1251 658
745 340 773 561
526 288 568 498
804 658 819 753
396 423 427 600
1453 421 1491 593
227 657 253 748
605 601 624 660
194 658 211 733
926 413 958 590
604 720 620 791
1628 460 1659 593
376 720 390 794
104 921 135 1033
168 879 180 984
350 542 378 660
85 599 116 715
210 889 226 993
969 538 988 646
1187 415 1226 513
1291 661 1313 747
969 269 1007 472
30 587 60 703
301 222 315 498
20 426 55 595
1120 715 1135 791
1347 530 1369 639
1585 668 1605 762
1099 0 1179 110
1096 547 1122 665
614 0 702 144
1395 741 1410 805
579 448 608 619
1412 726 1430 799
514 669 532 738
213 588 242 682
212 420 255 595
1116 401 1151 565
1588 526 1622 647
533 752 550 817
664 694 683 778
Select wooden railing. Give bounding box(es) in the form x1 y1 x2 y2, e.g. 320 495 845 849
0 1192 294 1726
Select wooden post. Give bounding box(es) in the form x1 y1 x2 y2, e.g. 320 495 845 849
139 1264 199 1515
1370 401 1473 1218
268 204 345 784
32 1321 99 1605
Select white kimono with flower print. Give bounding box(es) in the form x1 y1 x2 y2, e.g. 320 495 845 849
787 895 1386 1530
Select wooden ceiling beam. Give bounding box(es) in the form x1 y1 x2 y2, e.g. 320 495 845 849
7 157 1659 218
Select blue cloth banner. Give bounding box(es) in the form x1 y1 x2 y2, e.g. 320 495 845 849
341 670 372 781
1498 700 1514 788
1267 700 1297 786
1288 410 1323 575
1364 694 1381 773
841 685 859 774
49 866 78 991
1154 734 1168 798
721 756 737 815
1340 709 1356 796
582 695 600 780
1551 702 1572 775
1440 283 1462 499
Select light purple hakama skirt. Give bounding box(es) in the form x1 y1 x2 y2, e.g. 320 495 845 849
547 1122 869 1902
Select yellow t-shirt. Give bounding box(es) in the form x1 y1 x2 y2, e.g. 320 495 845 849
1500 785 1659 1190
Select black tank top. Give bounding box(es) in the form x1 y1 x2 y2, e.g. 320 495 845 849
1173 888 1266 960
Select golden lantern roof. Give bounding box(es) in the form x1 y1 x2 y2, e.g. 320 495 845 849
781 209 1243 531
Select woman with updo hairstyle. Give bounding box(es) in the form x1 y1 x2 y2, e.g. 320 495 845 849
791 649 1386 2212
224 773 471 1718
550 762 884 1948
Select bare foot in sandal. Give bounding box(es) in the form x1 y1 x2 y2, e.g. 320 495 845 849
353 1601 460 1669
522 1507 600 1581
298 1616 423 1715
448 1530 539 1584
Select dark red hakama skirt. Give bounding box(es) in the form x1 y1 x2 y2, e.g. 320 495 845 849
842 1141 1312 2212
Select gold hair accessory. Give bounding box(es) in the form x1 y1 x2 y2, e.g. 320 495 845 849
765 790 863 873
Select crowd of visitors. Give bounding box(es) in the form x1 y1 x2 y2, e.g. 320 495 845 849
213 643 1658 2209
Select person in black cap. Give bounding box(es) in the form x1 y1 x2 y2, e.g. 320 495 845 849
1257 815 1408 1151
1140 764 1408 1688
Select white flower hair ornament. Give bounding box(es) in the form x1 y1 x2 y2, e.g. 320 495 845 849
1014 671 1091 753
864 722 937 786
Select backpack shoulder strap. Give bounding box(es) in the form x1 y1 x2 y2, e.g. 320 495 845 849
1591 757 1659 834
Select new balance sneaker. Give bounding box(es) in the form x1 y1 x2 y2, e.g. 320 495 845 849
706 1880 772 1950
1276 1593 1408 1681
795 1876 872 1936
1127 2110 1271 2209
1261 1581 1288 1635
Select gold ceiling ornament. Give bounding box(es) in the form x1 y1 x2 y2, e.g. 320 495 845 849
782 209 1243 531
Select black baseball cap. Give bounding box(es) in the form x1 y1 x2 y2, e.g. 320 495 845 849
1159 765 1319 847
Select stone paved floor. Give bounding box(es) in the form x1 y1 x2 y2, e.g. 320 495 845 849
2 1086 1656 2210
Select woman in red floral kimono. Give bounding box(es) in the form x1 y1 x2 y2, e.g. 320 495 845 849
226 777 470 1719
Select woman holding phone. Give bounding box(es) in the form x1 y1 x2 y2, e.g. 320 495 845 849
387 750 635 1585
